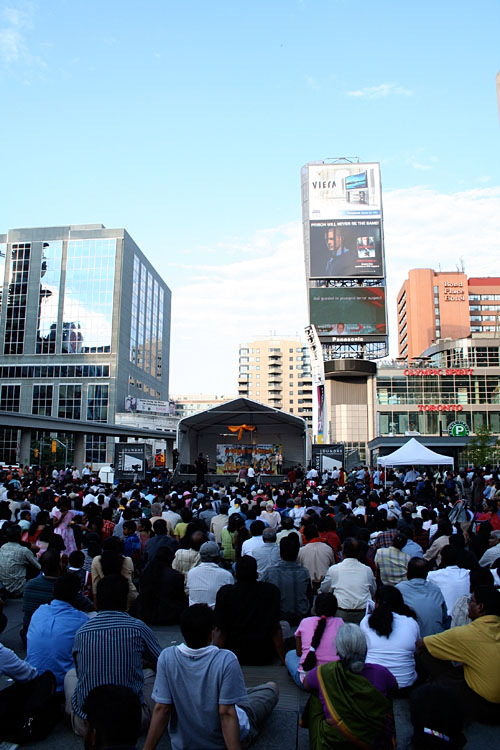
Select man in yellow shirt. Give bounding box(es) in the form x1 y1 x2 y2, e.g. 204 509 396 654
417 585 500 723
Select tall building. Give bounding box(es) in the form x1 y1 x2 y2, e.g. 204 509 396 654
237 336 313 429
0 224 171 465
171 393 238 420
397 269 500 360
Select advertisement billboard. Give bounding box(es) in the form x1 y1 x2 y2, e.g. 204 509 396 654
309 218 383 279
124 396 173 415
308 163 381 221
114 443 146 480
309 287 387 340
312 444 345 473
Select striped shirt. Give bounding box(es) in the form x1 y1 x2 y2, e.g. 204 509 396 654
71 610 161 718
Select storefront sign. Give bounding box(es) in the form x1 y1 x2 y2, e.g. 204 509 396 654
417 404 464 412
443 281 465 302
404 368 473 377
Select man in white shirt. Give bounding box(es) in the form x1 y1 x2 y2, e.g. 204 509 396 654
249 529 281 579
427 545 470 616
241 520 266 557
186 543 234 608
479 531 500 567
320 537 376 624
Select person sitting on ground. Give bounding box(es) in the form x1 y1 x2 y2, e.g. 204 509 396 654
91 536 138 611
136 546 187 625
210 503 229 544
27 572 89 692
302 623 397 749
259 501 281 530
375 533 410 586
240 519 265 556
286 593 343 689
450 566 494 627
187 541 234 608
143 519 178 569
417 585 500 723
0 523 41 597
64 574 162 736
297 523 335 587
143 604 279 750
360 585 420 691
397 557 449 637
427 545 470 617
214 555 285 666
84 684 142 750
320 537 376 624
276 515 302 546
122 520 142 562
262 534 312 625
248 527 281 579
172 528 206 588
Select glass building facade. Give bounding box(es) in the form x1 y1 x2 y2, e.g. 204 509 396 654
0 225 171 465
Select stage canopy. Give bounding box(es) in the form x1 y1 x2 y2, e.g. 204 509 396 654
377 437 454 467
177 398 307 474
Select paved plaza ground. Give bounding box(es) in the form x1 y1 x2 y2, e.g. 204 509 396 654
1 598 499 749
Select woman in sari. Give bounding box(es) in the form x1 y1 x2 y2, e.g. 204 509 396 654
301 623 397 749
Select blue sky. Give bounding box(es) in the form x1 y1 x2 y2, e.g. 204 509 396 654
1 0 500 392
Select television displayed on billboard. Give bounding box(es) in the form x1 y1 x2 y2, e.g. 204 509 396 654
308 163 381 221
312 444 345 473
309 219 383 279
309 287 387 338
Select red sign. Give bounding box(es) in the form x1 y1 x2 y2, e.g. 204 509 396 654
404 368 473 377
417 404 464 412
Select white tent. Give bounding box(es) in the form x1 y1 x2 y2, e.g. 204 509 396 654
377 437 454 467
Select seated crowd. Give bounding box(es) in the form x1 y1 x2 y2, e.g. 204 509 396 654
1 461 500 748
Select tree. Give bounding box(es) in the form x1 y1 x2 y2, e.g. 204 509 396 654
466 425 499 468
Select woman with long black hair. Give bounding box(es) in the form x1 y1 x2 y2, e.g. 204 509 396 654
285 593 343 688
360 585 420 690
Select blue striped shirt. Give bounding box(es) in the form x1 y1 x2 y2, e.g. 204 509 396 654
71 610 161 718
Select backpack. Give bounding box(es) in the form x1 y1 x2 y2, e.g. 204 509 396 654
0 670 60 743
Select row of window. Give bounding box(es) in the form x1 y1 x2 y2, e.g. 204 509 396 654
0 364 110 379
378 410 500 436
469 294 500 301
377 375 500 405
0 384 109 422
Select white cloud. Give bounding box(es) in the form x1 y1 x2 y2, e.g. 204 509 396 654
347 83 413 99
169 186 500 393
383 185 500 356
169 222 308 392
0 1 41 68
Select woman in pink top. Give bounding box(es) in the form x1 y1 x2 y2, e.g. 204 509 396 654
285 593 343 688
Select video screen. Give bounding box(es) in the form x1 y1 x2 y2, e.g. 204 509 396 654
309 219 384 279
309 287 387 337
345 171 368 191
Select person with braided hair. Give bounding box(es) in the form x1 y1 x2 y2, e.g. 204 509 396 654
285 593 342 688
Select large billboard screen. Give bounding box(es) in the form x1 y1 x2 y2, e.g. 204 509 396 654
309 287 387 339
312 444 345 473
308 162 381 221
309 218 383 279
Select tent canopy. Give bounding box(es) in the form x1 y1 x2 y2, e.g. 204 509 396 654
377 437 454 467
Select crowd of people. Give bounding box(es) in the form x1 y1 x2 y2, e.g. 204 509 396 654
1 460 500 748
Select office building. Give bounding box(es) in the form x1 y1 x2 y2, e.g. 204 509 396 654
398 269 500 360
0 224 171 465
170 393 238 420
237 336 313 428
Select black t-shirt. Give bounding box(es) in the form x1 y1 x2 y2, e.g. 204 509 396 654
214 581 280 665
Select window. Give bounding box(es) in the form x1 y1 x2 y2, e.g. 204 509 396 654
58 385 82 420
32 385 53 416
4 243 30 354
85 436 107 464
63 239 116 354
0 385 20 412
289 348 293 352
289 365 294 370
87 384 109 422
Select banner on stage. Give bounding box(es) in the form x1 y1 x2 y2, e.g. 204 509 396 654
216 444 282 475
